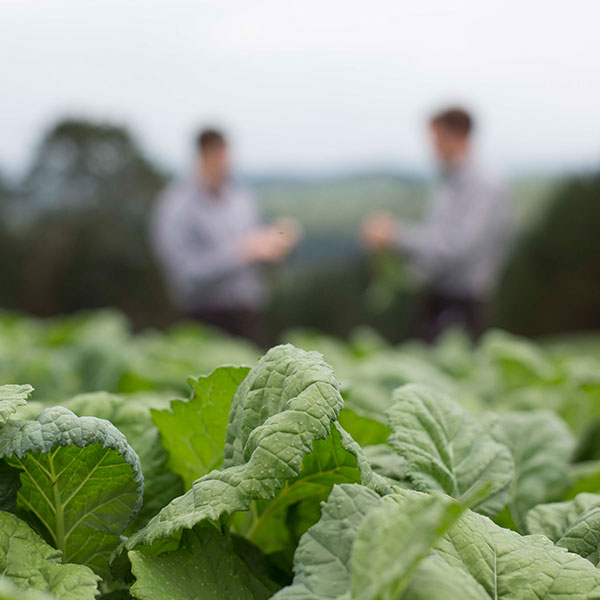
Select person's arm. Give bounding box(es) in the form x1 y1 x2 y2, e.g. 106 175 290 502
151 188 302 289
394 181 503 277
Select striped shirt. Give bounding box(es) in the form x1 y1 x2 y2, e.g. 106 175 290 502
151 179 265 312
395 159 511 300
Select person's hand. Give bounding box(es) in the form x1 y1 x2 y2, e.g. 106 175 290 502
271 217 302 256
361 213 398 251
238 219 302 264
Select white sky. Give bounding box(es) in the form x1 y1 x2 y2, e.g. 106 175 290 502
1 0 599 176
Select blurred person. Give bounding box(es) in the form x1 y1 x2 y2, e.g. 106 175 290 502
361 107 510 341
151 128 300 345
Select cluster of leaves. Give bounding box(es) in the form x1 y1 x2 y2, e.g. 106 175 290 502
0 310 259 402
2 318 600 598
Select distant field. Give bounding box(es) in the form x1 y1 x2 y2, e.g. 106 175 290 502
256 173 559 237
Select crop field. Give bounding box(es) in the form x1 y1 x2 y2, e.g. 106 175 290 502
2 310 600 598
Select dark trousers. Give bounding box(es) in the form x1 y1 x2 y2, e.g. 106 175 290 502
414 291 487 343
188 307 269 348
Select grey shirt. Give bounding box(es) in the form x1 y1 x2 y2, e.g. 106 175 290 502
151 179 265 312
395 160 510 300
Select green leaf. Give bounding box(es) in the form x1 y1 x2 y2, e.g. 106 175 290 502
489 410 575 527
478 329 558 389
55 391 183 530
126 345 354 550
432 507 600 599
274 485 463 600
401 556 488 600
566 460 600 498
337 407 391 446
525 493 600 564
273 484 382 599
350 489 465 600
0 577 55 600
0 511 99 600
237 422 388 554
151 366 250 488
386 384 514 516
0 385 34 426
0 407 143 578
129 526 278 600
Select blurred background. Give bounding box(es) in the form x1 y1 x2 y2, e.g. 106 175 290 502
1 0 599 342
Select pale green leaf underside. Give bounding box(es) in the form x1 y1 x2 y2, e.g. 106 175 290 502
127 345 350 548
0 384 34 426
152 366 250 489
129 526 278 600
432 508 600 599
387 384 514 516
0 407 143 577
0 511 99 600
350 489 464 600
273 484 382 600
401 556 488 600
525 493 600 564
274 485 462 600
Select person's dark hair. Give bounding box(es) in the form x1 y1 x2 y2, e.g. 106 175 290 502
196 128 226 153
430 107 473 136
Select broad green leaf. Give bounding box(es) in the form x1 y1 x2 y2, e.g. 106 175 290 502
0 577 55 600
129 526 278 600
151 366 250 488
401 556 488 600
337 407 391 446
433 507 600 599
237 422 388 554
0 511 99 600
274 485 463 600
0 407 143 577
525 493 600 564
273 484 382 599
126 345 381 550
387 384 514 516
489 411 575 527
0 384 33 426
350 489 464 600
55 391 183 530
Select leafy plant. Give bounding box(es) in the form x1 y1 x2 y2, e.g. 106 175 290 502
151 366 250 489
386 384 514 516
3 314 600 599
126 345 388 558
0 384 33 425
0 406 143 578
0 511 99 599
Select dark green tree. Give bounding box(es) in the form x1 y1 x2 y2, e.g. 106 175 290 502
494 172 600 335
14 119 173 327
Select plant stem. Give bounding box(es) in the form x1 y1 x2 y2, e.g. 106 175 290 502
48 455 65 556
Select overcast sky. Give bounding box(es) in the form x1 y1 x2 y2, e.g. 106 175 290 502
1 0 599 177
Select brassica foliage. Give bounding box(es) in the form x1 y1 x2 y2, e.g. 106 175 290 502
2 313 600 598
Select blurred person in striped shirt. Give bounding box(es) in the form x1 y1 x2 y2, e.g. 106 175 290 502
361 107 511 341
